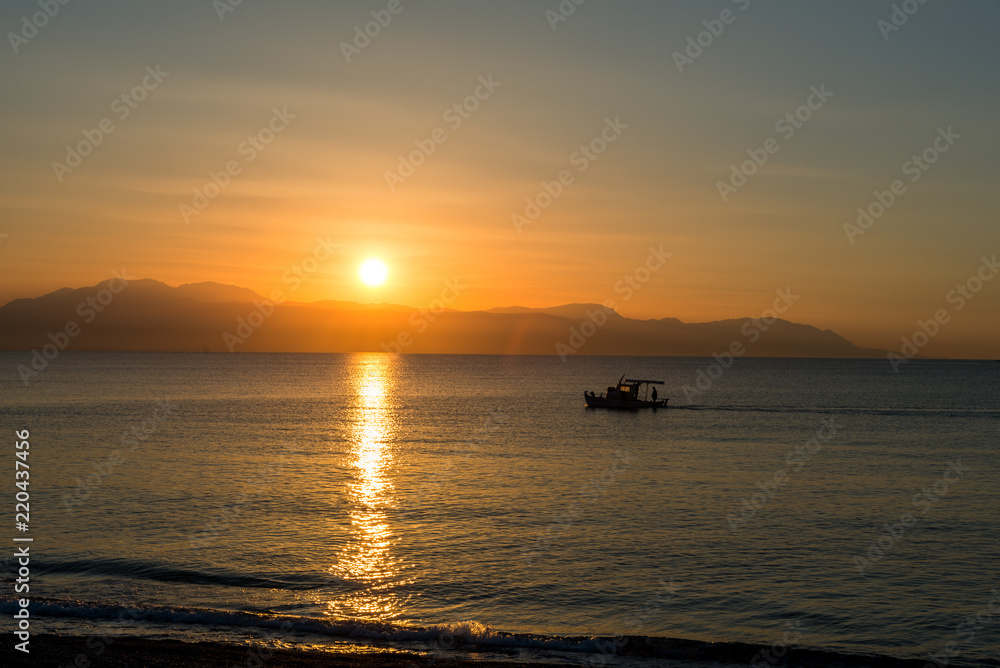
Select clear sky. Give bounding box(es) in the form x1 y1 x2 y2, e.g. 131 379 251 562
2 0 998 357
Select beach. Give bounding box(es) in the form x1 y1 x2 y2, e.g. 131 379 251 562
3 633 948 668
1 634 553 667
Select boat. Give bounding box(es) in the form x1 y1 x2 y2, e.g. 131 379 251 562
585 376 667 409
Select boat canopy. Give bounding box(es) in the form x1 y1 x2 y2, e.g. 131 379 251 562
623 379 664 385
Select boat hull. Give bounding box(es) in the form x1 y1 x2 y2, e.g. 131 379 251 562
584 393 667 409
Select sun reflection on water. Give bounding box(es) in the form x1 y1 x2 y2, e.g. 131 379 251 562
327 354 409 622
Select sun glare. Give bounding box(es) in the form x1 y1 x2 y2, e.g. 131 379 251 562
359 258 389 288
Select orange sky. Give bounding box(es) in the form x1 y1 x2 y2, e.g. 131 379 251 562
1 1 997 358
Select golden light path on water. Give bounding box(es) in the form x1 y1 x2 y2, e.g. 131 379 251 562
327 354 409 622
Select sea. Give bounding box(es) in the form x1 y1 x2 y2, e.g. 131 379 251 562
1 352 997 667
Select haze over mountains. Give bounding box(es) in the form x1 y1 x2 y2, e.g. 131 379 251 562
0 279 886 358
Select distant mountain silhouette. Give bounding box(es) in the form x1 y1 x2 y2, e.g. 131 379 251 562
487 303 685 325
173 281 264 303
0 279 887 357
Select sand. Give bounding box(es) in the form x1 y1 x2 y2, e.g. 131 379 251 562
1 634 555 668
1 633 941 667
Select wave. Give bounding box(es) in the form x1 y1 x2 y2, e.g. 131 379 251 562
671 404 1000 418
2 597 995 668
28 557 345 591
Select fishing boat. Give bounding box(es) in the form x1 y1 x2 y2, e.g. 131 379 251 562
584 376 667 409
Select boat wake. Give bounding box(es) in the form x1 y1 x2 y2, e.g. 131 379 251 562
670 404 1000 418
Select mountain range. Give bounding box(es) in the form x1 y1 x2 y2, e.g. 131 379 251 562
0 279 886 357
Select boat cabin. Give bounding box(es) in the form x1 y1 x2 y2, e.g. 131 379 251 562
609 382 640 400
604 377 664 402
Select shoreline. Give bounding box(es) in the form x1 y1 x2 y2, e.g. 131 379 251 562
0 633 947 668
1 634 557 668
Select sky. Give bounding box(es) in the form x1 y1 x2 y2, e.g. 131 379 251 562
1 0 998 358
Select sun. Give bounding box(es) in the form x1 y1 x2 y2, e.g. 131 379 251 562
359 258 389 288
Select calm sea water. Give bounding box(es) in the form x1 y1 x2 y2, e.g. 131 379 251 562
1 353 998 666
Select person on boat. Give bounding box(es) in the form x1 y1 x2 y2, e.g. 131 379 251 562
651 387 658 402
